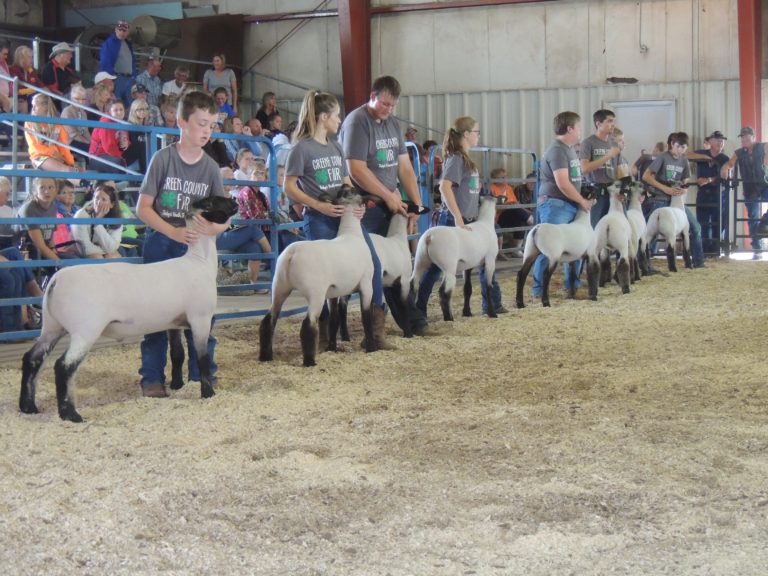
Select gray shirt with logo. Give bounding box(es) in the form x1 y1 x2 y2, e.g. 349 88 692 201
139 144 226 228
580 134 616 185
541 139 582 203
441 153 481 221
285 137 348 204
647 151 690 196
339 104 406 193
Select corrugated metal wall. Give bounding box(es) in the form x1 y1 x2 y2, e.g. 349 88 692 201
396 79 742 177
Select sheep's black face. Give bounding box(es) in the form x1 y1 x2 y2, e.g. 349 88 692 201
192 196 238 224
580 184 597 200
318 184 362 206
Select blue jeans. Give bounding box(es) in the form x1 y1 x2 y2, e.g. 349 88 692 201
217 225 265 253
646 197 704 265
590 188 611 228
744 188 768 250
415 210 502 314
533 198 581 297
304 209 384 307
114 74 135 108
138 230 217 386
696 189 726 252
0 247 35 332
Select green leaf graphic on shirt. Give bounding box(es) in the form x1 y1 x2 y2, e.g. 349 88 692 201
570 166 580 179
376 149 388 163
665 167 676 181
160 191 176 209
469 176 479 189
315 170 330 185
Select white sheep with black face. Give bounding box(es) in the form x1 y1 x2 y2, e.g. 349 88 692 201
593 181 633 294
19 196 238 423
410 195 499 321
259 186 377 367
645 190 692 272
624 179 650 279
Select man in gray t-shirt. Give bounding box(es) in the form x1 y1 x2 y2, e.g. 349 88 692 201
338 75 429 335
580 109 620 227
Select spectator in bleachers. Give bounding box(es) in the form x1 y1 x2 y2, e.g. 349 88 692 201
203 53 238 114
24 93 81 185
255 91 278 131
217 166 271 291
130 84 163 127
0 40 11 115
221 116 247 164
87 83 113 122
489 166 533 258
213 87 234 125
135 54 162 108
233 147 259 183
245 117 269 159
52 180 78 248
0 176 15 249
60 84 91 155
159 100 179 148
88 98 128 173
123 99 150 173
265 164 302 252
514 171 536 205
0 246 44 334
9 45 43 114
41 42 80 100
161 65 189 106
17 177 65 261
72 183 122 259
99 20 136 106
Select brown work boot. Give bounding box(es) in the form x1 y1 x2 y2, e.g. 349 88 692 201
141 383 168 398
371 306 396 351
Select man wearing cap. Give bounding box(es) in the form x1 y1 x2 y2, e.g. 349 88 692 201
41 42 80 98
99 20 137 107
689 131 729 253
130 84 163 127
85 71 116 104
135 55 163 108
721 127 768 254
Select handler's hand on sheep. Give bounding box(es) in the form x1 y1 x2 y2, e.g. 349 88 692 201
168 225 199 245
383 192 408 217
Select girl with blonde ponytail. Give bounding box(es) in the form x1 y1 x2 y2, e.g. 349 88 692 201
284 88 391 349
416 115 507 314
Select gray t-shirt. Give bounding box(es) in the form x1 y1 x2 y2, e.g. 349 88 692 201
115 41 133 75
204 69 236 102
285 137 347 205
17 199 57 244
339 104 406 193
440 153 480 221
580 134 616 184
647 151 690 196
541 139 582 203
139 144 226 227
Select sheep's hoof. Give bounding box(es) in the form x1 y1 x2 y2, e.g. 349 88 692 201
259 350 273 362
515 301 525 309
589 295 598 301
19 403 39 415
303 358 317 368
621 286 630 294
58 405 84 423
169 378 185 390
201 385 215 399
542 302 551 308
462 310 472 317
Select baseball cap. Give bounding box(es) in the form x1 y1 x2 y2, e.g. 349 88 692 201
116 20 130 31
738 126 755 137
50 42 74 57
705 130 727 141
94 71 117 84
131 84 147 94
406 126 418 135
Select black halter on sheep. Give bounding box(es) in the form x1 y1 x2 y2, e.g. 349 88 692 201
19 195 238 423
259 185 378 367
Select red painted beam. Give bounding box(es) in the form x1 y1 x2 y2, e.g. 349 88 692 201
737 0 762 139
338 0 371 112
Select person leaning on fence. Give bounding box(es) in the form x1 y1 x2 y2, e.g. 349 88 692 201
99 20 137 107
135 90 230 398
338 74 430 337
720 126 768 255
642 131 706 268
24 93 82 186
71 183 122 259
688 130 730 254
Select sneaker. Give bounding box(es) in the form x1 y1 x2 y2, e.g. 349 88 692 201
496 305 509 314
141 383 168 398
693 262 706 269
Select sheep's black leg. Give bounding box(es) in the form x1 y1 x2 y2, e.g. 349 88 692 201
327 298 339 352
438 281 454 322
197 353 215 399
393 279 413 338
666 245 678 272
54 352 85 423
300 314 318 367
338 295 350 341
587 258 600 301
682 241 693 269
566 262 578 299
515 256 536 309
168 329 186 390
617 257 631 294
462 269 473 317
599 254 611 287
360 306 375 353
258 311 277 362
542 263 558 307
19 341 53 415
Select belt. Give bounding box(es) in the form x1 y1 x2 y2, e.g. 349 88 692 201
116 73 133 77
